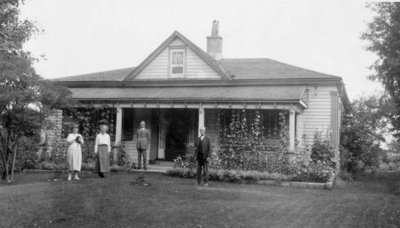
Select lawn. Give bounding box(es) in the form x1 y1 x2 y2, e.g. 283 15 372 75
1 171 400 228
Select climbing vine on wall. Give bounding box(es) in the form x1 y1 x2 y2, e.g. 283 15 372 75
62 106 116 141
216 109 290 172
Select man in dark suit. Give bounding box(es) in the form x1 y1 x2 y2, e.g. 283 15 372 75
137 121 150 170
195 126 212 186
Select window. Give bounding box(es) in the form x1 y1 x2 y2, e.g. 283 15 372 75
170 49 185 77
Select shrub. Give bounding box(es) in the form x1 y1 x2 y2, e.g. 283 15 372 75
388 162 400 171
338 171 353 181
310 131 336 168
16 137 41 170
40 141 68 165
389 181 400 196
166 168 318 183
37 161 67 170
115 143 135 169
288 161 334 183
173 153 196 170
81 162 95 171
167 167 196 178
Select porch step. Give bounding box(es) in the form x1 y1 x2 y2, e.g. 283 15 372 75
153 161 175 167
135 165 172 173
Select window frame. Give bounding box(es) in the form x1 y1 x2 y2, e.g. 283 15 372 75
168 47 186 78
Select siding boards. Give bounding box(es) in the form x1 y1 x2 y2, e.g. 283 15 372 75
135 38 222 80
170 38 185 46
298 86 337 150
135 49 169 79
186 48 221 79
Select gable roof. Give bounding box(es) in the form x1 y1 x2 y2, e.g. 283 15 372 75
219 58 341 80
54 58 341 82
123 31 230 81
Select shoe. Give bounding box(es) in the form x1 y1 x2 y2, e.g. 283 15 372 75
67 174 72 181
74 175 80 180
204 183 209 187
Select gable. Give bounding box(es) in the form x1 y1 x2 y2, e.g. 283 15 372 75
131 37 223 80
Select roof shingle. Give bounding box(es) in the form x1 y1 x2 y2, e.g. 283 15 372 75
54 58 339 82
54 67 135 82
219 58 340 80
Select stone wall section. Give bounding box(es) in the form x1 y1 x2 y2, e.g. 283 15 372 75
43 109 63 155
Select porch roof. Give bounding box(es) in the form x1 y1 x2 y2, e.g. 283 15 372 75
68 85 306 103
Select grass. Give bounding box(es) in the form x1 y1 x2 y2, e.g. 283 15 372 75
1 171 400 228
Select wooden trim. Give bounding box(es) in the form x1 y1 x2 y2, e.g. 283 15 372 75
289 110 296 152
123 31 230 81
56 78 343 88
198 103 205 134
74 101 305 112
168 47 186 79
115 107 123 146
330 91 339 148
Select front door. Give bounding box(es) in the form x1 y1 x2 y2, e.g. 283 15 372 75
164 109 196 161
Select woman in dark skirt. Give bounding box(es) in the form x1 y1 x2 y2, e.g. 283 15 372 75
94 124 111 178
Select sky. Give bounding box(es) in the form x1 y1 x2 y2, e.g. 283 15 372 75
20 0 383 101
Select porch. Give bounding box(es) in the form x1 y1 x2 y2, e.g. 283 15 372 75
111 102 304 165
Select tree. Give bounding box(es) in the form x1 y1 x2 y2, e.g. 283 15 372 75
362 2 400 137
341 95 387 173
387 139 400 154
0 0 73 182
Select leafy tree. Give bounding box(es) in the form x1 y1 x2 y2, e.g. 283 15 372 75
341 95 387 173
387 139 400 154
0 0 73 182
362 2 400 137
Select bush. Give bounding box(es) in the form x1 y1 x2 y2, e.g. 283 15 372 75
37 161 67 170
171 153 335 183
310 131 336 168
167 167 196 178
40 141 68 165
16 138 41 170
115 143 135 169
81 162 95 171
288 161 334 183
388 162 400 171
166 167 329 183
339 171 353 181
389 181 400 196
173 154 196 170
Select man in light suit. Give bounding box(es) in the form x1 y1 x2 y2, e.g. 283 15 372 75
195 126 212 186
137 121 150 170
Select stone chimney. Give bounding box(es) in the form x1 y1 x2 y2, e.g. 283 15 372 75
207 20 222 60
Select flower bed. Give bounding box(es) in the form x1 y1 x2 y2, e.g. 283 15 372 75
167 163 334 184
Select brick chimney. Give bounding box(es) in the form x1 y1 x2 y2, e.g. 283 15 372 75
207 20 222 60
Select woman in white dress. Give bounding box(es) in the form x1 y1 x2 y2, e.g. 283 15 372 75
94 124 111 178
66 124 83 181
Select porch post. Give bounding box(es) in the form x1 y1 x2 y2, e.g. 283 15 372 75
198 103 205 134
289 109 296 153
115 107 122 145
114 107 123 163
